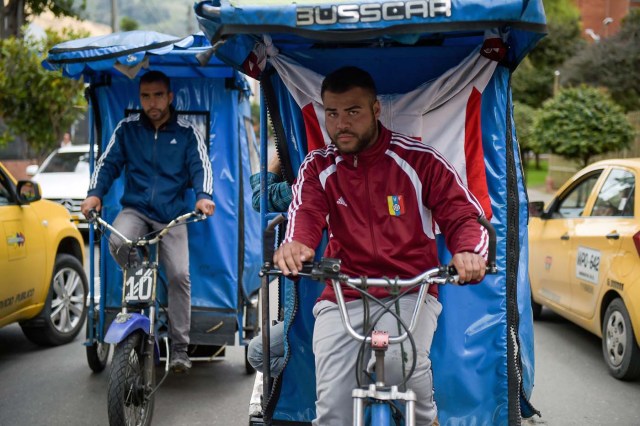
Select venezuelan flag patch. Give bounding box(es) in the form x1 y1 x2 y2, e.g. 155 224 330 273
387 195 405 216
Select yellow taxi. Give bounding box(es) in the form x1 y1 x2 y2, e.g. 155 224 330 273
0 161 87 345
529 159 640 380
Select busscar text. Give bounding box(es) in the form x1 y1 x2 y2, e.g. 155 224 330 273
297 0 452 26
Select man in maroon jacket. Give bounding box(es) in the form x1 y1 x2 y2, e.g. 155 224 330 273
273 66 487 426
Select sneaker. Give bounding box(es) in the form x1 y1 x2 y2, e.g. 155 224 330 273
170 350 192 373
249 372 263 417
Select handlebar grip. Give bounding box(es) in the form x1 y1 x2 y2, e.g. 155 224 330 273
263 214 286 264
86 209 99 221
477 216 498 274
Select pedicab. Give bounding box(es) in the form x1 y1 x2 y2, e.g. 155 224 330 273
195 1 547 425
42 30 263 420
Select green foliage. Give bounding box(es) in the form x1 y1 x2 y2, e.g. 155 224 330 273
525 159 548 187
561 9 640 112
533 86 635 168
512 0 584 108
2 0 85 38
0 28 88 156
542 0 580 23
513 101 539 154
511 58 555 108
120 16 140 32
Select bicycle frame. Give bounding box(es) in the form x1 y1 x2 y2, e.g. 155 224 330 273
330 266 451 426
90 211 205 353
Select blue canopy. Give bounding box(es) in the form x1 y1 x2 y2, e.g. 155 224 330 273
44 31 263 347
42 30 236 80
195 1 546 425
195 0 546 70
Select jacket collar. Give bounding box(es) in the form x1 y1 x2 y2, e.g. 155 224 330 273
337 122 391 168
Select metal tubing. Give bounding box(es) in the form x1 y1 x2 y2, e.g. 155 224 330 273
332 278 431 344
406 399 416 426
260 273 271 425
353 395 364 426
375 350 385 387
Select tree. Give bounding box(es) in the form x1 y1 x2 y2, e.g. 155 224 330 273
511 0 584 108
120 16 139 32
513 101 541 169
561 9 640 112
0 0 85 39
0 28 88 158
533 86 635 168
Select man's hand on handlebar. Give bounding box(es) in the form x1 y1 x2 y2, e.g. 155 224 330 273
273 241 316 276
451 252 486 283
81 196 102 217
195 198 216 216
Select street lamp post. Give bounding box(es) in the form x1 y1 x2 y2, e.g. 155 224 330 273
553 70 560 96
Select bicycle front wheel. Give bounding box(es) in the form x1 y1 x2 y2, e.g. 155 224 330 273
107 331 155 426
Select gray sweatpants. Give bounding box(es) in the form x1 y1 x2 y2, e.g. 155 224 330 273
312 292 442 426
109 208 191 348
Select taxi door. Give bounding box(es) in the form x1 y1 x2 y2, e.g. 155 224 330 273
533 171 603 310
0 167 46 324
570 167 634 319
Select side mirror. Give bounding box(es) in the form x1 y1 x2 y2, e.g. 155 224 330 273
528 201 546 218
25 164 39 176
16 180 42 204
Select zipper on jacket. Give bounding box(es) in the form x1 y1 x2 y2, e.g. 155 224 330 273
363 163 380 262
354 155 358 168
150 131 159 205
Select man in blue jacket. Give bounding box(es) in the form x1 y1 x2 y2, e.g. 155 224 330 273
81 70 215 372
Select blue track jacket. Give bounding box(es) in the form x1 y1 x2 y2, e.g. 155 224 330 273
88 109 213 223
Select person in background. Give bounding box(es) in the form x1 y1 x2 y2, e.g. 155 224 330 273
60 132 72 147
250 153 292 213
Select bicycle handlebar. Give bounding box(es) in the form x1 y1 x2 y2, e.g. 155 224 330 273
86 210 207 247
259 215 498 345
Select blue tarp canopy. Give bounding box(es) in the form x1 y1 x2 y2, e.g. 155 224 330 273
43 31 235 79
195 0 546 69
43 31 262 347
195 1 546 425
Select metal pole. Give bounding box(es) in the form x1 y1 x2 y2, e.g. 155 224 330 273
111 0 118 32
553 70 560 96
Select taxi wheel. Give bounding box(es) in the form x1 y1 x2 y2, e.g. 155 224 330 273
602 299 640 381
20 254 88 346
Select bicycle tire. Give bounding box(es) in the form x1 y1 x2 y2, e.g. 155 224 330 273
87 341 111 373
107 331 155 426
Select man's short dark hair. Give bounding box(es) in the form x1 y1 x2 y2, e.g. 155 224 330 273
140 70 171 91
321 66 377 100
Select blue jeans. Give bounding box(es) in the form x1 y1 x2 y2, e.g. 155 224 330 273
247 321 285 376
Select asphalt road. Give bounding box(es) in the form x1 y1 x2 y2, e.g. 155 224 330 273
0 323 254 426
3 307 640 425
526 309 640 425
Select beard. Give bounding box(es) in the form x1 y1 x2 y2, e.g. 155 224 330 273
330 121 378 155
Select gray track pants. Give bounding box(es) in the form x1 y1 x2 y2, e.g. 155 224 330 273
312 292 442 426
109 208 191 348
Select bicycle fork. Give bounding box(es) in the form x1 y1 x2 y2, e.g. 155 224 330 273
352 330 417 426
